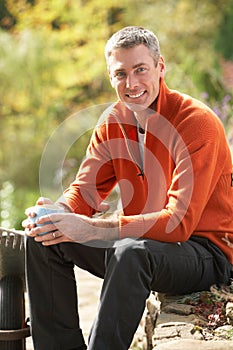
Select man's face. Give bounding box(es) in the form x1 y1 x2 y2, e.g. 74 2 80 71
108 44 165 112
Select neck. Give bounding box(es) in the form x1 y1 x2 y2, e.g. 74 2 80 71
134 101 157 130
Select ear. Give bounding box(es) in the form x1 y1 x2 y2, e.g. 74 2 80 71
108 68 115 88
158 55 166 78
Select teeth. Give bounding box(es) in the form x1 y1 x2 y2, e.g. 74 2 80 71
128 91 144 98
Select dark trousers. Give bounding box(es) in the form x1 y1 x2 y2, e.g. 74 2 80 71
25 236 232 350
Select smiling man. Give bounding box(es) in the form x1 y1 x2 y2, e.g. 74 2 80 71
107 44 165 118
24 27 233 350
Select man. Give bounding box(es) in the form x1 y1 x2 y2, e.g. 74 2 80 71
24 26 233 350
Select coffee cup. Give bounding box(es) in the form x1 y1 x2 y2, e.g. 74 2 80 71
27 204 64 235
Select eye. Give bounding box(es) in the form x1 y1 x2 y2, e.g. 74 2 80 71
136 67 146 73
114 71 126 79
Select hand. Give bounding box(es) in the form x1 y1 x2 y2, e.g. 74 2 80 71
29 213 94 246
22 198 116 246
22 197 71 244
24 197 54 221
22 197 53 231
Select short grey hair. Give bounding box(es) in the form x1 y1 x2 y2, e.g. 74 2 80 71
105 26 161 67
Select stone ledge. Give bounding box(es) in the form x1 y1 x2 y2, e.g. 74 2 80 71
137 288 233 349
155 339 233 350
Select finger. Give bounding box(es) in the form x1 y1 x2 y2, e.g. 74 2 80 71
36 197 53 205
42 234 72 246
35 230 58 242
25 208 36 217
97 202 110 213
28 223 55 237
22 219 36 229
26 225 42 237
36 214 63 225
22 219 30 228
25 228 32 236
26 228 37 237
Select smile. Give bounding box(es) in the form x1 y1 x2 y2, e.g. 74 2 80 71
127 91 145 99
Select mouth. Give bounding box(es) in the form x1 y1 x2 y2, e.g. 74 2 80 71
126 90 146 99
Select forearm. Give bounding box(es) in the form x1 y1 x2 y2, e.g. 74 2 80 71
87 216 120 241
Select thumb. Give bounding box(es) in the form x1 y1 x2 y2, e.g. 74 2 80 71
97 202 110 213
36 197 54 205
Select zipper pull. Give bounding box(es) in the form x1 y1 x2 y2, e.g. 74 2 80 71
137 170 144 179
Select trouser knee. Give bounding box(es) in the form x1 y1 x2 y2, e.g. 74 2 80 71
106 239 153 276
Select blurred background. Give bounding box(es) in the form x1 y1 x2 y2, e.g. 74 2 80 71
0 0 232 229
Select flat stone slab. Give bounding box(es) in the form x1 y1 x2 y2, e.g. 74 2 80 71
153 322 204 342
155 339 233 350
162 302 193 315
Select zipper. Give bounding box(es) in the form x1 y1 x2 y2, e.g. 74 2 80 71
110 111 144 179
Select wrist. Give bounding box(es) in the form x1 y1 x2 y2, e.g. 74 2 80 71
91 217 119 240
56 202 73 213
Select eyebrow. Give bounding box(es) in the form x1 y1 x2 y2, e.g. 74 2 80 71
133 63 147 68
113 62 147 73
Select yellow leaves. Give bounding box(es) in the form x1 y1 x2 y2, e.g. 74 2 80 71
6 0 31 19
6 0 73 31
55 64 79 88
7 91 30 113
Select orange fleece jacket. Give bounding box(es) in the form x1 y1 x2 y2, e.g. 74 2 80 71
64 79 233 264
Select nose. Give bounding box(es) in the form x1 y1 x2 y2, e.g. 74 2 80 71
126 73 138 90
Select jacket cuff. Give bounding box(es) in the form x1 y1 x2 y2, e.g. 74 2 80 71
119 214 145 239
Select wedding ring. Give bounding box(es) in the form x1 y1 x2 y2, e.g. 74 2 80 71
52 232 56 239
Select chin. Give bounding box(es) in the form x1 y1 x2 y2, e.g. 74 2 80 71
124 101 148 113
